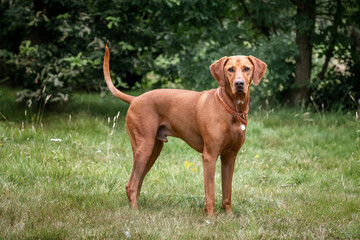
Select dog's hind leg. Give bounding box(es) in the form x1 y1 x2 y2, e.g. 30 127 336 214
137 139 164 197
126 137 164 210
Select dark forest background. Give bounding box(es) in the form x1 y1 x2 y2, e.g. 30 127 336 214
0 0 359 110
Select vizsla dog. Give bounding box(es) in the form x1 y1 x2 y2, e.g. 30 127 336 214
103 46 267 217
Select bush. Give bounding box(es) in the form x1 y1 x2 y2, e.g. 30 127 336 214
0 0 359 110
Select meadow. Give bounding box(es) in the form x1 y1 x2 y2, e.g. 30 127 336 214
0 86 359 239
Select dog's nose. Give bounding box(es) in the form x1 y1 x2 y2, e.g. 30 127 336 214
235 79 245 88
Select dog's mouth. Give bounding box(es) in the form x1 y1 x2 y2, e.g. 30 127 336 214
230 83 247 96
235 86 245 94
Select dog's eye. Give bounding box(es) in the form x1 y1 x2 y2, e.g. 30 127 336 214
244 67 250 72
228 68 234 72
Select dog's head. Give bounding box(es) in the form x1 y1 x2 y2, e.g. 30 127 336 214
210 55 267 97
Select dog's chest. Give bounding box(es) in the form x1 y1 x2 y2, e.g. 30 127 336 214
220 122 246 154
228 121 247 143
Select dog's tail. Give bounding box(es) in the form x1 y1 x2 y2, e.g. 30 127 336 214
103 45 135 104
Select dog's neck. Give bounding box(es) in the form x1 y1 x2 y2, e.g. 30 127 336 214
220 86 249 113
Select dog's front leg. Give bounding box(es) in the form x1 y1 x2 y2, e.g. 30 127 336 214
220 152 237 215
202 150 218 217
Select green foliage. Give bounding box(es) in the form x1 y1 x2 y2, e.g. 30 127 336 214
0 0 359 109
310 65 359 110
0 0 106 104
105 16 121 29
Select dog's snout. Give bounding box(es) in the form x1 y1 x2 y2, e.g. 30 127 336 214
234 79 246 93
235 79 245 87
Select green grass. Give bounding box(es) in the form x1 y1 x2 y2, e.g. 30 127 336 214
0 86 359 239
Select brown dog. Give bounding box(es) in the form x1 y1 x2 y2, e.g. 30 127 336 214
103 46 267 216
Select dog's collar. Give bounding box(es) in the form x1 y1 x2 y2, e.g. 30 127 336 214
216 87 249 126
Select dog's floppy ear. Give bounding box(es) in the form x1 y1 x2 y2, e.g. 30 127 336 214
248 56 267 86
209 56 229 87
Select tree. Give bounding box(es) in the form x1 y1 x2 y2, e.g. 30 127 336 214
0 0 359 109
288 0 316 105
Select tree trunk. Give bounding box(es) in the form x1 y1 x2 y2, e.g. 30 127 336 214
318 0 342 80
288 0 316 106
350 27 360 99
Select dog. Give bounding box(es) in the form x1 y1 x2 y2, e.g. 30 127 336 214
103 46 267 216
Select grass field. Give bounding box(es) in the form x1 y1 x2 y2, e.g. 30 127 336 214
0 86 359 239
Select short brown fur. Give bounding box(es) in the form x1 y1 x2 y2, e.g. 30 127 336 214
103 46 267 216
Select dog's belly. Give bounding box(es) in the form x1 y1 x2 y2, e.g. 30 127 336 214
129 88 208 152
145 89 205 152
156 123 204 153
